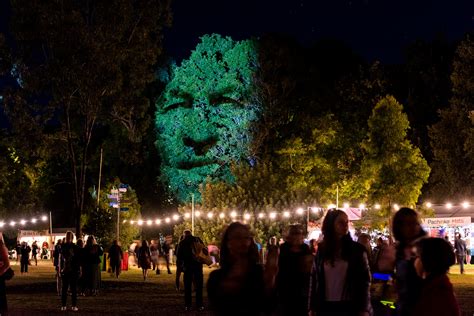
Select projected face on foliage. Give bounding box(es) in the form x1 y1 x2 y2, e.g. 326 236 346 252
155 34 260 203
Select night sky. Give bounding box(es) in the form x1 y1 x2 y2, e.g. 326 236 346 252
165 0 473 63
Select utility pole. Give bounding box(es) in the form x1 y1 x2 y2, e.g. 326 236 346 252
191 193 195 235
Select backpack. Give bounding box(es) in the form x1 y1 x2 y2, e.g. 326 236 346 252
192 238 212 266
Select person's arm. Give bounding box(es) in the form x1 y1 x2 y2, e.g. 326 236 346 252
0 245 10 275
354 249 372 316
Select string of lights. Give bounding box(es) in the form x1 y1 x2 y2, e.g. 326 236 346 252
122 201 472 227
0 201 470 229
0 215 49 228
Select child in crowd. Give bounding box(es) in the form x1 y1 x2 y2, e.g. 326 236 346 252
413 237 460 316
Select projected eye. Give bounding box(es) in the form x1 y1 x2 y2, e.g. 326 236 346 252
162 99 192 113
209 95 243 107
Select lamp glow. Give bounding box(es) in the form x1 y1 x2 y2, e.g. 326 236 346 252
207 212 214 219
184 213 190 219
31 218 37 223
244 213 251 220
343 203 350 209
374 204 381 210
462 201 469 209
41 215 48 221
165 217 171 223
393 204 400 211
359 204 365 209
195 211 201 217
230 211 237 218
446 203 452 209
296 208 304 215
283 211 290 218
258 213 265 218
219 213 225 219
138 220 143 226
328 204 336 209
173 214 180 221
269 212 277 219
147 220 152 226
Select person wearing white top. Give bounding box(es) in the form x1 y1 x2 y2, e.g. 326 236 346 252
309 209 372 316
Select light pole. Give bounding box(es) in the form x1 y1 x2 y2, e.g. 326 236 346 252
191 193 195 235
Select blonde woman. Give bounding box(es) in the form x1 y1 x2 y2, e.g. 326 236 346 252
0 233 11 314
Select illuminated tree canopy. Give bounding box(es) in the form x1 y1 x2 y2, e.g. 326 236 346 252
155 34 260 203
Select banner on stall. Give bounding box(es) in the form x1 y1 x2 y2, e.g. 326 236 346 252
422 217 471 227
19 230 49 237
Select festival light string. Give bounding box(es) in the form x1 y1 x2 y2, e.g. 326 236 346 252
0 215 49 228
122 201 472 227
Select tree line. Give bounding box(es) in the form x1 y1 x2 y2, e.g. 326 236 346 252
0 1 472 246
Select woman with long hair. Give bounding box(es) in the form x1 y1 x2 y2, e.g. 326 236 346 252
138 240 152 281
309 209 372 316
207 222 278 315
392 207 426 316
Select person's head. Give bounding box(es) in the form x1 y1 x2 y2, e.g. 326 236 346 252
65 231 74 243
285 224 305 246
455 233 462 240
155 34 260 203
220 222 258 269
183 230 192 238
56 239 62 245
357 233 372 252
142 240 149 248
392 207 423 242
112 240 118 246
86 235 96 246
269 236 277 246
376 236 385 247
415 238 455 278
322 209 350 242
76 238 83 248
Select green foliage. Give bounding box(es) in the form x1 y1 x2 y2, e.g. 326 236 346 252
82 179 141 249
172 161 318 245
155 34 261 203
429 37 474 199
361 95 431 226
3 0 171 234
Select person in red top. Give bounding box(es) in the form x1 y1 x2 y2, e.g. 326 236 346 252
413 237 460 316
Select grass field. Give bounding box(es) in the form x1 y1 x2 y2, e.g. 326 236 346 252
4 260 474 315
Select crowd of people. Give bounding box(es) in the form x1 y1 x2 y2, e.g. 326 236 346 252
0 207 466 315
178 208 462 316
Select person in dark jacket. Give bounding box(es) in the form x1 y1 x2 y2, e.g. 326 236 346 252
176 230 204 311
276 224 313 316
108 240 123 278
20 242 31 274
413 238 460 316
392 207 426 316
454 233 467 274
84 236 103 295
32 241 39 266
309 209 372 316
59 231 81 311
